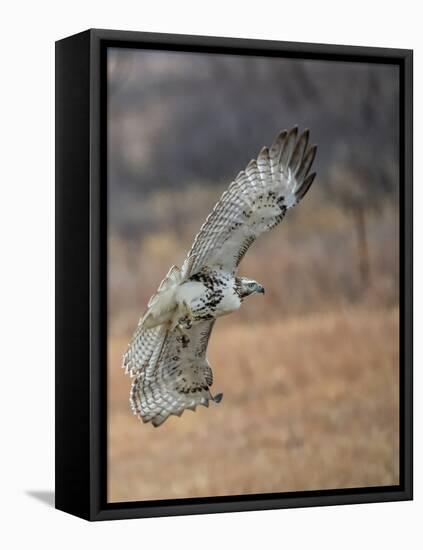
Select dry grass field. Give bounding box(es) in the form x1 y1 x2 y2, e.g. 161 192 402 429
108 306 399 502
107 192 399 503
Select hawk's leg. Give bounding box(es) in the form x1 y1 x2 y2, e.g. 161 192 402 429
176 322 190 337
177 300 194 333
170 300 194 335
182 300 194 323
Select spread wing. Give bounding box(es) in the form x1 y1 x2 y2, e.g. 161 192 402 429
128 320 221 427
181 127 317 278
123 323 168 377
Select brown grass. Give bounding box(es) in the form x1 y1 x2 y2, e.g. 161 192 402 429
108 306 399 502
107 187 399 502
109 199 398 335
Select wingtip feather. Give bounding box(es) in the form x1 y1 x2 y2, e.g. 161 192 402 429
296 171 316 201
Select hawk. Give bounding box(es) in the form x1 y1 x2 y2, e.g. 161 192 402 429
123 127 317 426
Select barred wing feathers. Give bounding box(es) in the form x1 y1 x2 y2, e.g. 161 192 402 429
129 320 220 427
122 265 183 378
123 324 167 378
181 127 317 278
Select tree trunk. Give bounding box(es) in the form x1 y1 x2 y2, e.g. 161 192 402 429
353 205 370 288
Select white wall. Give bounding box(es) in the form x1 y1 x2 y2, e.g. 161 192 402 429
0 1 420 548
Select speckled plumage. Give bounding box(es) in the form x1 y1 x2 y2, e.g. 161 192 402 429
123 127 317 426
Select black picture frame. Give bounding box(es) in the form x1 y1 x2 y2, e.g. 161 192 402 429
55 28 413 521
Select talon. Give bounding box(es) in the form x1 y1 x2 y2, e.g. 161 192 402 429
183 300 194 322
213 392 223 403
176 323 189 337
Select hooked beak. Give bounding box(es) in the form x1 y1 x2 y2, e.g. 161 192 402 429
256 284 265 295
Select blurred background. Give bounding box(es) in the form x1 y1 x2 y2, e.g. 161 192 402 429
107 47 399 503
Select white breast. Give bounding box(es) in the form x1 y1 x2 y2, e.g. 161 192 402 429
215 284 241 316
175 280 206 306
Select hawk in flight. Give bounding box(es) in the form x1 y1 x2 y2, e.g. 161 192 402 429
123 127 317 426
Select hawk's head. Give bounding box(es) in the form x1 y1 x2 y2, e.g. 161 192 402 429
236 277 265 299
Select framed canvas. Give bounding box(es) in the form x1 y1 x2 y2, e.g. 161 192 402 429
55 28 413 521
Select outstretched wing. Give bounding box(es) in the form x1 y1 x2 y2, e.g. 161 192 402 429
129 320 221 427
181 127 317 278
123 266 183 378
123 323 167 377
